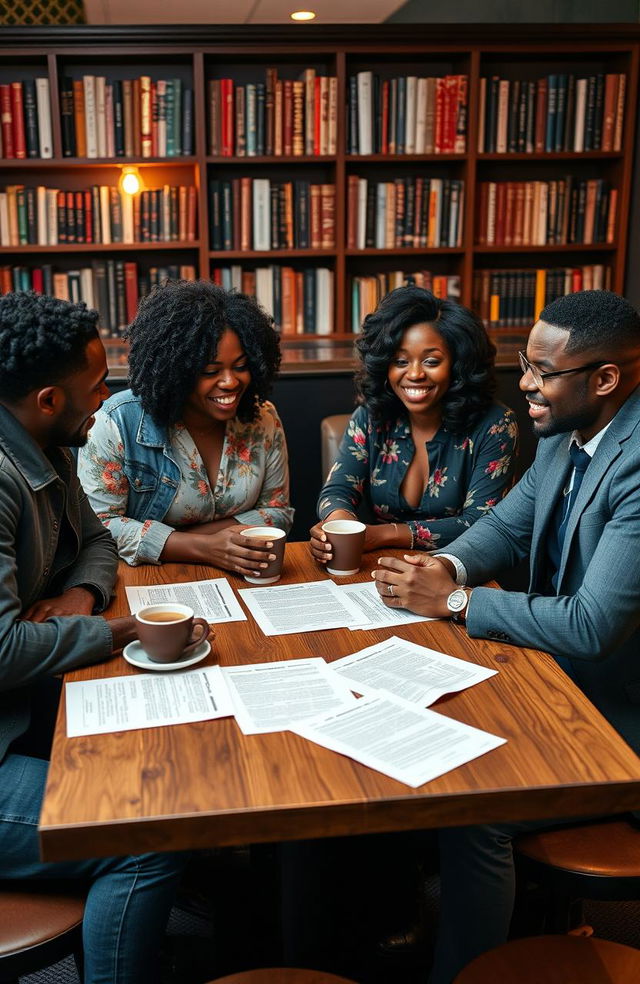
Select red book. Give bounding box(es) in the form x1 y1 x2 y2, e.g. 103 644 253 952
221 79 234 157
513 182 525 246
0 84 15 158
75 190 84 243
504 183 516 246
240 177 251 250
187 186 197 241
495 182 507 245
124 261 139 322
445 75 458 152
66 190 76 243
311 183 322 248
31 268 44 294
283 80 293 156
151 81 158 157
314 76 321 155
83 189 93 243
381 80 389 155
320 184 335 248
10 83 26 159
476 181 489 245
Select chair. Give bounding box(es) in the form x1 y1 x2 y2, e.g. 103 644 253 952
320 414 350 482
515 817 640 931
0 881 84 983
452 934 640 983
207 970 358 984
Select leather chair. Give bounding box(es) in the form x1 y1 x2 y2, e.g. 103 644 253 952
0 881 84 983
453 934 640 983
320 414 350 482
515 817 640 931
208 970 358 984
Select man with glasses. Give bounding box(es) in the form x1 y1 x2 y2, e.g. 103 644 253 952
372 289 640 983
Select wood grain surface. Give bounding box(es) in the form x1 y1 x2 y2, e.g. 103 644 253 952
39 543 640 862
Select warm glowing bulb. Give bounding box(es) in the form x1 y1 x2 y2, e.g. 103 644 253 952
290 10 316 21
120 168 141 195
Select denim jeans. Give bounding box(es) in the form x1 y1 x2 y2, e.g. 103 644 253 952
0 752 186 984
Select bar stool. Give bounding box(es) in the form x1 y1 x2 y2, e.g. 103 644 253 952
452 934 640 983
515 817 640 931
207 970 358 984
0 881 84 983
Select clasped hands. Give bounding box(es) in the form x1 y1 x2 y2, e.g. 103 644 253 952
371 553 458 619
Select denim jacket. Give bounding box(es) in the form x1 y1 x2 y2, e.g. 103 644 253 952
78 390 294 565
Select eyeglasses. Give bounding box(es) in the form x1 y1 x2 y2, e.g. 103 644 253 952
518 351 607 390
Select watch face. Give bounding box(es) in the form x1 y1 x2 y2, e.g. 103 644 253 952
447 589 467 613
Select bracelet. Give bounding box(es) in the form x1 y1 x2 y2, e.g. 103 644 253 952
408 526 415 550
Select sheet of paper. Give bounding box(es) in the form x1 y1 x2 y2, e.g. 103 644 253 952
291 693 506 788
331 635 497 706
66 665 234 737
125 578 246 624
336 580 436 630
221 658 357 734
237 579 367 636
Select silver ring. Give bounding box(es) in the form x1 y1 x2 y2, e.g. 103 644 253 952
387 583 394 597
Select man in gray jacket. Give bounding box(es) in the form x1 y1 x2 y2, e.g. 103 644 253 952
0 292 184 984
373 289 640 982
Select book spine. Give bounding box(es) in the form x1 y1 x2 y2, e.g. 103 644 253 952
23 79 41 158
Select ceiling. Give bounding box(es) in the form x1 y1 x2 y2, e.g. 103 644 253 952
83 0 406 24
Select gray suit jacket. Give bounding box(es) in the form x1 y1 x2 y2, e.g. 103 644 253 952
447 385 640 755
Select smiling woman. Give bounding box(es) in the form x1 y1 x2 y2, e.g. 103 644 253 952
310 285 519 563
77 280 294 576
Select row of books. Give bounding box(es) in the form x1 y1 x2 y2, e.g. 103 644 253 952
208 178 335 251
478 73 626 154
0 261 196 334
476 179 616 247
0 79 53 159
351 271 461 331
208 70 337 157
348 73 468 155
211 264 334 334
347 176 464 250
0 184 197 247
473 264 611 327
60 75 193 159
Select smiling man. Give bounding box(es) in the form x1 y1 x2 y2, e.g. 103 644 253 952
372 288 640 982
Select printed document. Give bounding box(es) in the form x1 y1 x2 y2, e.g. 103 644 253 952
291 693 506 788
331 635 497 706
221 658 357 734
336 580 435 630
125 578 246 624
238 579 366 635
66 666 234 737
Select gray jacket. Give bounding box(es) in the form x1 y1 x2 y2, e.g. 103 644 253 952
0 404 117 761
449 385 640 754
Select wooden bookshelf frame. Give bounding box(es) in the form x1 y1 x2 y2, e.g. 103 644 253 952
1 24 638 354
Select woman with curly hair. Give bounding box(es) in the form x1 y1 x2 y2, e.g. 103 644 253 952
310 285 518 563
78 279 293 576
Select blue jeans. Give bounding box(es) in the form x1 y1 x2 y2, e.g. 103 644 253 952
0 752 186 984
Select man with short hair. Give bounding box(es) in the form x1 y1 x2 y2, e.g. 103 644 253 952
373 289 640 982
0 291 184 984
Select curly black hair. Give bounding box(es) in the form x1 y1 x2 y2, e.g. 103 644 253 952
541 289 640 357
355 286 496 434
0 291 99 402
126 280 281 426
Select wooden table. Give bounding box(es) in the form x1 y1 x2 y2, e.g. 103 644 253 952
39 543 640 862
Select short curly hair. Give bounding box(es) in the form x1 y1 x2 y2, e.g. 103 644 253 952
0 291 99 402
126 280 281 427
355 286 496 434
540 289 640 357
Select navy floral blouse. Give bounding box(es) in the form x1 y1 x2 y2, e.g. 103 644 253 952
317 402 518 551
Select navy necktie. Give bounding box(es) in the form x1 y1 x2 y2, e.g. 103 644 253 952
549 443 591 592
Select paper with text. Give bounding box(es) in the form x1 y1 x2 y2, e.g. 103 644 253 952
66 666 234 737
238 579 367 635
221 658 357 734
291 693 506 788
336 581 436 630
331 635 497 706
125 578 246 624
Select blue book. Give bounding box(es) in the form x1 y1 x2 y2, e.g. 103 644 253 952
165 80 175 156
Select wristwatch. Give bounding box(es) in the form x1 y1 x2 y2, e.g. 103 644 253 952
446 587 472 623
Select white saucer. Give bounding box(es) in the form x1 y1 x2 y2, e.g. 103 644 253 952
123 639 211 672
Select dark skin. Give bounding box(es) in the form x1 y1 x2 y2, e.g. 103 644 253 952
1 336 136 650
372 319 637 617
159 329 278 578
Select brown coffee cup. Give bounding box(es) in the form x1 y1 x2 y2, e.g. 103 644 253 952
135 603 209 663
240 527 287 584
322 519 366 576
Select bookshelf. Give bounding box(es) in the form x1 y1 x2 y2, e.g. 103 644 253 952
1 24 638 367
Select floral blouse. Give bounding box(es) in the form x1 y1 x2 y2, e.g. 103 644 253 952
317 402 518 551
78 397 294 566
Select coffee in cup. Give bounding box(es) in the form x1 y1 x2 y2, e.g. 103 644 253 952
135 603 209 663
240 527 287 584
322 519 366 576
